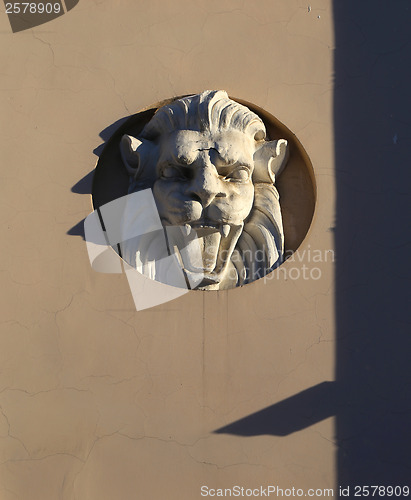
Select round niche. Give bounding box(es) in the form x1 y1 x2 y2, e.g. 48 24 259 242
92 92 316 290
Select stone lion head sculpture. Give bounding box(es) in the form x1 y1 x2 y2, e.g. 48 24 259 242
119 90 289 290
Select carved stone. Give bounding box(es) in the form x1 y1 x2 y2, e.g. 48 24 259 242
119 90 289 290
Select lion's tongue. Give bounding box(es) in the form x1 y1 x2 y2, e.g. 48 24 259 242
197 232 221 272
173 229 221 275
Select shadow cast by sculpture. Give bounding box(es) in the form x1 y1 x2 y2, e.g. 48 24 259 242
67 116 132 240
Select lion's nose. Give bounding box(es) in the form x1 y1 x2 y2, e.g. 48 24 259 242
189 167 226 208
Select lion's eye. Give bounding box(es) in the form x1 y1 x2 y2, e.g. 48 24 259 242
224 167 250 182
161 165 188 180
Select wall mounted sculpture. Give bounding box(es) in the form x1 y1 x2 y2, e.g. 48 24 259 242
118 90 289 290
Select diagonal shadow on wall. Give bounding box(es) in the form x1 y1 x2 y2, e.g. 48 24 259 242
216 1 411 492
216 382 338 437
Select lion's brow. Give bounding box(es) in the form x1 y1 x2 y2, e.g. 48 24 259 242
169 149 194 165
171 145 244 167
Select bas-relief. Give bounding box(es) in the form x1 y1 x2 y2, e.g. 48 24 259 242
119 90 289 290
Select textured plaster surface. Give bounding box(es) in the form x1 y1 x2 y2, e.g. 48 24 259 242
0 1 335 498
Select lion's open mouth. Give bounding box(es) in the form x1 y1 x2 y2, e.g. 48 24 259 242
166 220 243 289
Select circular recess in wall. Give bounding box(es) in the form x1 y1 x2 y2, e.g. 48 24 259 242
92 93 316 289
235 97 316 256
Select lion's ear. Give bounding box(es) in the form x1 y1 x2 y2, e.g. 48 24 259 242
120 135 151 179
253 139 289 184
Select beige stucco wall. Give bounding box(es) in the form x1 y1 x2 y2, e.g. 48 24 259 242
0 1 336 498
